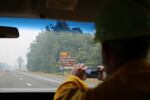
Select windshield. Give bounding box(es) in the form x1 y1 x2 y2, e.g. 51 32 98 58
0 17 102 92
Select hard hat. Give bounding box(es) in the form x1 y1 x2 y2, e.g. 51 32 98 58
95 0 149 41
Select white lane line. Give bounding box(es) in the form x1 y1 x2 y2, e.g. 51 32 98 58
17 71 62 84
26 83 32 86
19 78 23 80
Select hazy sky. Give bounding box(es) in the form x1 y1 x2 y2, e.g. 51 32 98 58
0 28 40 68
0 17 96 68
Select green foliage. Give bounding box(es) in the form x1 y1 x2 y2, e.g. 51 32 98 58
26 32 102 72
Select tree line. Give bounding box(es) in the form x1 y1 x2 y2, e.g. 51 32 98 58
26 21 101 73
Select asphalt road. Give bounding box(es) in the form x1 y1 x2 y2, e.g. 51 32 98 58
0 70 63 92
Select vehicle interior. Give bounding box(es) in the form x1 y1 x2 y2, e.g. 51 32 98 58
0 0 149 100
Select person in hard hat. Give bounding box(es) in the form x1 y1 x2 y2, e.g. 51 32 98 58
54 0 150 100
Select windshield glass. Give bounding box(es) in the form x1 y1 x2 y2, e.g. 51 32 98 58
0 17 102 92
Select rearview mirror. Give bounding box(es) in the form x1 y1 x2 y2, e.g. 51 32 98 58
0 26 19 38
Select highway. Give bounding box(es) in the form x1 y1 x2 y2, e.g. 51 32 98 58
0 70 100 92
0 70 63 92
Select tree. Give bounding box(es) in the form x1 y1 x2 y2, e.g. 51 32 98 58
45 25 51 32
26 31 101 73
17 56 24 70
45 20 84 34
26 20 101 73
72 28 83 34
51 20 71 32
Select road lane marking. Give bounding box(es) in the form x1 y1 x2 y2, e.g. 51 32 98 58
19 78 23 80
26 83 32 86
17 71 62 84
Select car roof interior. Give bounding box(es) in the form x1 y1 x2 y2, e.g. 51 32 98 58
0 0 103 22
0 0 149 100
0 0 149 22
